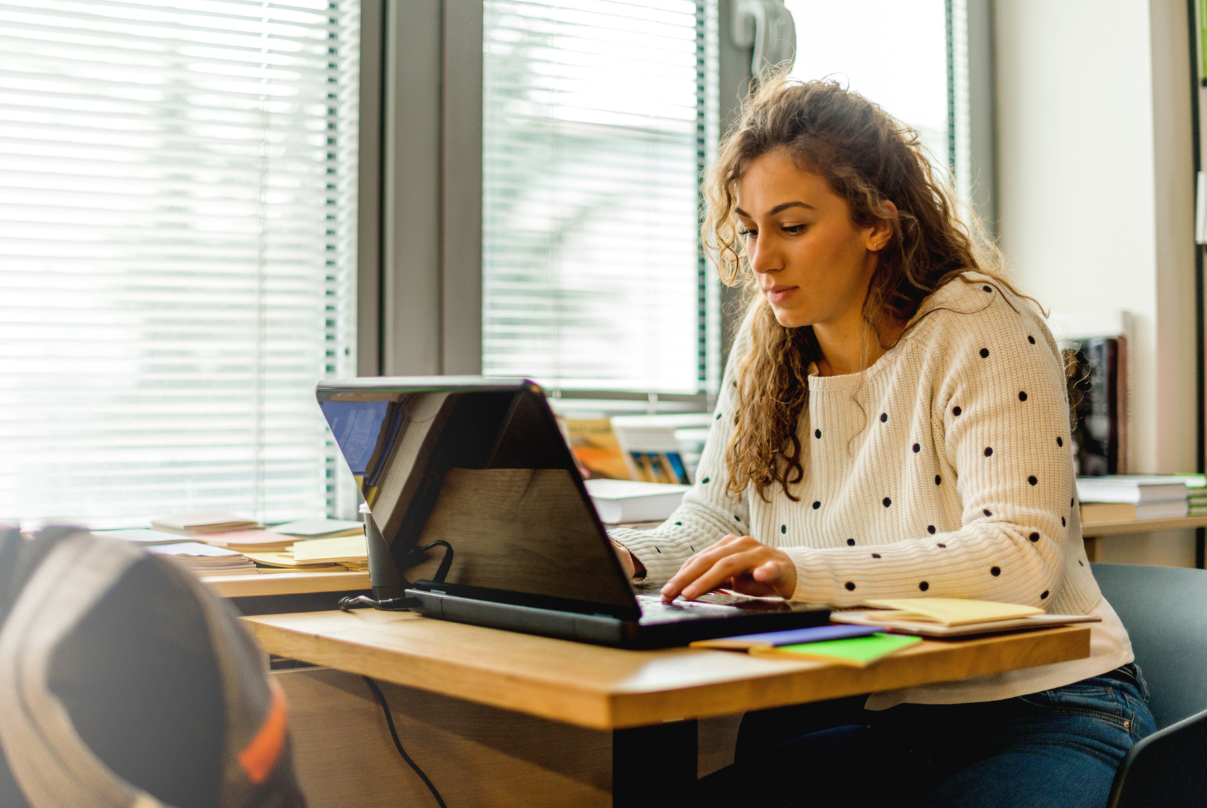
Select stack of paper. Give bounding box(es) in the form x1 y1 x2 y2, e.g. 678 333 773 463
148 542 257 576
831 598 1100 638
243 551 348 573
291 534 368 571
691 625 917 667
94 529 201 547
267 518 366 540
202 529 296 552
150 511 261 536
1076 476 1188 521
1177 474 1207 515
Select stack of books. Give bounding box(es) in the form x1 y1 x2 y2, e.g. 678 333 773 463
101 512 368 576
1076 476 1189 521
1178 474 1207 515
146 541 258 576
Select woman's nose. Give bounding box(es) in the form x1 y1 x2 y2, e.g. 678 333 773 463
748 237 781 275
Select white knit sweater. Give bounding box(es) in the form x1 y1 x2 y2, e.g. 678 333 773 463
610 272 1132 707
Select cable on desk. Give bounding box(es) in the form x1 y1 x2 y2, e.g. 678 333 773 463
362 675 448 808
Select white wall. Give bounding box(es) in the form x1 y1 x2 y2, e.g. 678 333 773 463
995 0 1198 566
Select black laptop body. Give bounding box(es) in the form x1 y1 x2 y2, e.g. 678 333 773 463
316 377 829 649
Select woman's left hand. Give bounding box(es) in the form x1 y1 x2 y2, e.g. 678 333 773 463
660 534 797 602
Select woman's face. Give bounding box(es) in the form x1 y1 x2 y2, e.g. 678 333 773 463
734 150 887 331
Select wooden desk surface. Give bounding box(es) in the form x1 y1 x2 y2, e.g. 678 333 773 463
203 571 370 598
1081 513 1207 537
244 609 1090 731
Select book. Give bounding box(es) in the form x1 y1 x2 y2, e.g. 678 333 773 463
583 479 690 524
1075 477 1188 504
1058 327 1128 476
859 597 1043 626
267 519 365 539
691 624 882 651
748 633 922 667
610 413 712 484
1080 500 1189 522
832 611 1102 638
561 417 632 480
150 511 260 535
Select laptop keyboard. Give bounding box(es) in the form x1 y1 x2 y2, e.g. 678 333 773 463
636 594 739 624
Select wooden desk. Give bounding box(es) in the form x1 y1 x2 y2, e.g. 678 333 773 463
1080 514 1207 562
247 609 1090 805
201 571 370 615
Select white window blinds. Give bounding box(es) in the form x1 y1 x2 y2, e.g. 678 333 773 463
0 0 360 527
482 0 707 394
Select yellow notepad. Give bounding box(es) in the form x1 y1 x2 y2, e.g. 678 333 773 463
291 535 368 564
862 598 1043 627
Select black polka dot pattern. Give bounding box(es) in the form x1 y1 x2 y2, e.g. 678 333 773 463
927 525 936 534
1028 476 1038 486
937 543 947 548
701 477 710 484
872 553 881 559
880 412 888 423
982 285 992 292
953 406 962 416
812 501 820 510
846 538 855 546
919 581 929 591
655 547 661 554
984 447 993 457
883 497 892 507
715 412 721 420
1041 590 1049 600
815 428 821 439
1019 391 1028 401
1029 532 1039 542
991 566 1001 577
734 515 741 522
674 521 682 526
781 524 786 534
983 509 993 517
913 443 921 453
1070 497 1075 507
1028 335 1036 344
935 475 942 485
979 348 990 358
1062 516 1066 527
845 582 856 591
1057 436 1063 447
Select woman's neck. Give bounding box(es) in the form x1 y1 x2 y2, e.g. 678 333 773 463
813 317 905 377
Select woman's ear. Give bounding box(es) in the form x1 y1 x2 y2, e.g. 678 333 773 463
867 199 898 251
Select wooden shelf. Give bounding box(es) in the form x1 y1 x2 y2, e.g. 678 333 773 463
1082 514 1207 537
201 570 370 598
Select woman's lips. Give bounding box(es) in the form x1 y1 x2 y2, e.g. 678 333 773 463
764 286 798 304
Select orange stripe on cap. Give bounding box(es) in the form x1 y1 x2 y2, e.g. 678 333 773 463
238 678 288 784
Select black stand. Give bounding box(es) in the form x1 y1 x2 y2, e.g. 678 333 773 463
611 720 698 806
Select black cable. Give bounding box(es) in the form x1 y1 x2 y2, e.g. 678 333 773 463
362 676 448 808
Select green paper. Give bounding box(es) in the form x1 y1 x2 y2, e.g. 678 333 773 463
778 632 922 664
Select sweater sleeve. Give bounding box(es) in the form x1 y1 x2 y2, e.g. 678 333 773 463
608 317 756 584
787 286 1073 608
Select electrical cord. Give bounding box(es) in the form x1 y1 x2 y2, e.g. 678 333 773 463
362 675 448 808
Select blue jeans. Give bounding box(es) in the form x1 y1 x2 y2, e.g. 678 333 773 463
696 664 1157 808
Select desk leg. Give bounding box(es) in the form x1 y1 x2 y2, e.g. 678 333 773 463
612 720 697 806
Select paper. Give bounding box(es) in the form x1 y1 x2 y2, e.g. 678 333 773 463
751 633 922 667
863 598 1043 626
292 534 368 563
267 519 365 538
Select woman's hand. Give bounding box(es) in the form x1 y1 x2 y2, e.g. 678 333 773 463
611 541 645 579
660 535 797 602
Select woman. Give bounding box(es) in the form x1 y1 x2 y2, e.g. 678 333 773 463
608 75 1154 807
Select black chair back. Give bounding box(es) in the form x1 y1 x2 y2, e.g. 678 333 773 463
1092 563 1207 728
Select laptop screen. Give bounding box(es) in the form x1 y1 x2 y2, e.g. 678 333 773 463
317 378 637 611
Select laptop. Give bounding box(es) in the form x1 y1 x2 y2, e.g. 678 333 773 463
316 377 829 648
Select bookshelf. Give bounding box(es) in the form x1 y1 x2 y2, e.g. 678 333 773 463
1080 514 1207 538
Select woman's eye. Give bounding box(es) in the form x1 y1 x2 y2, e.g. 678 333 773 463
783 225 805 235
738 227 756 238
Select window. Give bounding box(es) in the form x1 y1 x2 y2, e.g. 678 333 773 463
0 0 360 526
481 0 709 396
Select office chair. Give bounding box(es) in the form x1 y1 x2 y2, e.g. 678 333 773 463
1092 562 1207 808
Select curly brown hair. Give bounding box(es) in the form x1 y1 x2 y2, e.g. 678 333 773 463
703 74 1016 502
